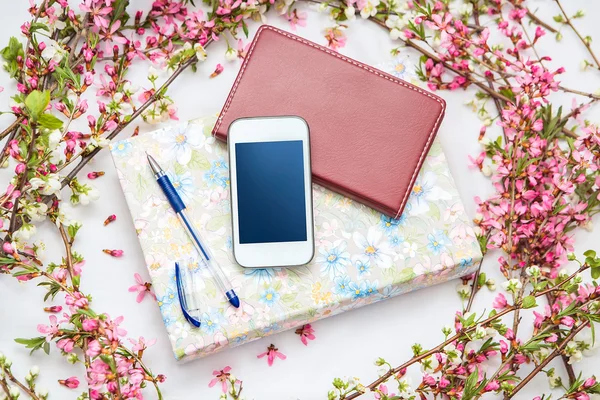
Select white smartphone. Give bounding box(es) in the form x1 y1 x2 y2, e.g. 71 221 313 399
228 116 314 268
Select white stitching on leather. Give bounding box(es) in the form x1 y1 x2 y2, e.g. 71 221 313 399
213 25 446 219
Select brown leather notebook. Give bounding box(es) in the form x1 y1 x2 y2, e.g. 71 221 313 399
213 25 446 219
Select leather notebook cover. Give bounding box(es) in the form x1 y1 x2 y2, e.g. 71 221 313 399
213 25 446 219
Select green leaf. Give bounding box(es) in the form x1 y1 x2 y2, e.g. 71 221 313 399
592 267 600 280
25 90 50 121
188 150 211 170
462 368 480 400
242 20 249 37
584 250 597 258
29 22 49 33
522 295 537 309
15 336 48 355
38 113 64 129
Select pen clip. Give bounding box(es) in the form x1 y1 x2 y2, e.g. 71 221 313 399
175 262 201 328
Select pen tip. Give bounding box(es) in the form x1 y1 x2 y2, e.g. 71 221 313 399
230 295 240 308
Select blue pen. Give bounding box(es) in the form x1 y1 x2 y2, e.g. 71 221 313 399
147 153 240 310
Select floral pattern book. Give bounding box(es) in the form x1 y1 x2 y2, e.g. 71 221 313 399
110 111 481 362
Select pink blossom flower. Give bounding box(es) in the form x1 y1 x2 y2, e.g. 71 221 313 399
210 64 224 78
492 293 507 310
560 316 575 327
129 336 157 353
59 376 80 389
37 315 59 341
286 9 307 31
79 0 112 29
86 339 102 357
257 344 286 366
208 366 231 393
57 338 75 353
128 273 156 303
103 249 124 257
44 305 63 313
324 26 347 50
82 318 100 332
295 324 316 346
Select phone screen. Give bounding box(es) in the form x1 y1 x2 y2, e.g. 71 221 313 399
235 140 307 244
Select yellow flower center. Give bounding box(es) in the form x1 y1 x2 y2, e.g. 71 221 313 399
118 143 125 150
433 241 439 247
365 246 376 254
340 284 345 289
360 265 365 271
175 134 186 144
413 185 423 194
386 222 391 227
355 290 361 295
266 293 273 300
395 63 406 74
173 182 180 188
207 320 213 326
327 254 337 262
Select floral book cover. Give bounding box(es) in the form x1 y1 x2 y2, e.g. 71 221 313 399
110 61 482 362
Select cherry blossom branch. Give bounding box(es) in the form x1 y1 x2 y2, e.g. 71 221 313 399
58 223 77 291
344 264 589 399
0 116 23 141
507 321 589 398
554 0 600 69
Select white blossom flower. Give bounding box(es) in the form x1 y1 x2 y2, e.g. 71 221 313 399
14 223 36 241
48 129 62 147
344 5 356 20
194 43 207 61
502 278 522 293
79 185 100 205
41 40 64 63
526 265 541 277
148 66 159 81
225 47 237 62
360 0 380 19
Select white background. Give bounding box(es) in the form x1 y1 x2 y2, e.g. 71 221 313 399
1 1 600 399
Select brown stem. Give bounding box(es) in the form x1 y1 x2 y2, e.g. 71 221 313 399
58 223 77 291
507 321 588 398
526 9 558 34
81 339 94 400
554 0 600 70
0 116 24 141
0 378 11 397
559 85 600 100
464 258 484 313
545 292 576 385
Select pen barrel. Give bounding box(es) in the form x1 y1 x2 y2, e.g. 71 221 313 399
177 210 233 296
157 175 186 213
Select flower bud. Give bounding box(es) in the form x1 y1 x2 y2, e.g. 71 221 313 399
30 366 39 376
9 386 20 398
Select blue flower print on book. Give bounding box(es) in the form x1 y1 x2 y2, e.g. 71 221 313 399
157 121 213 165
203 168 227 188
355 260 371 277
409 171 452 215
259 287 280 306
112 140 132 157
333 275 351 295
157 288 176 312
166 171 195 201
244 268 276 285
427 230 451 255
316 240 350 278
348 280 379 300
200 311 222 334
352 227 393 269
379 214 405 235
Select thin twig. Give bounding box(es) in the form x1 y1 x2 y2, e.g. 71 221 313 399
464 258 484 313
526 9 558 34
554 0 600 69
5 370 42 400
0 116 24 141
58 223 77 291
